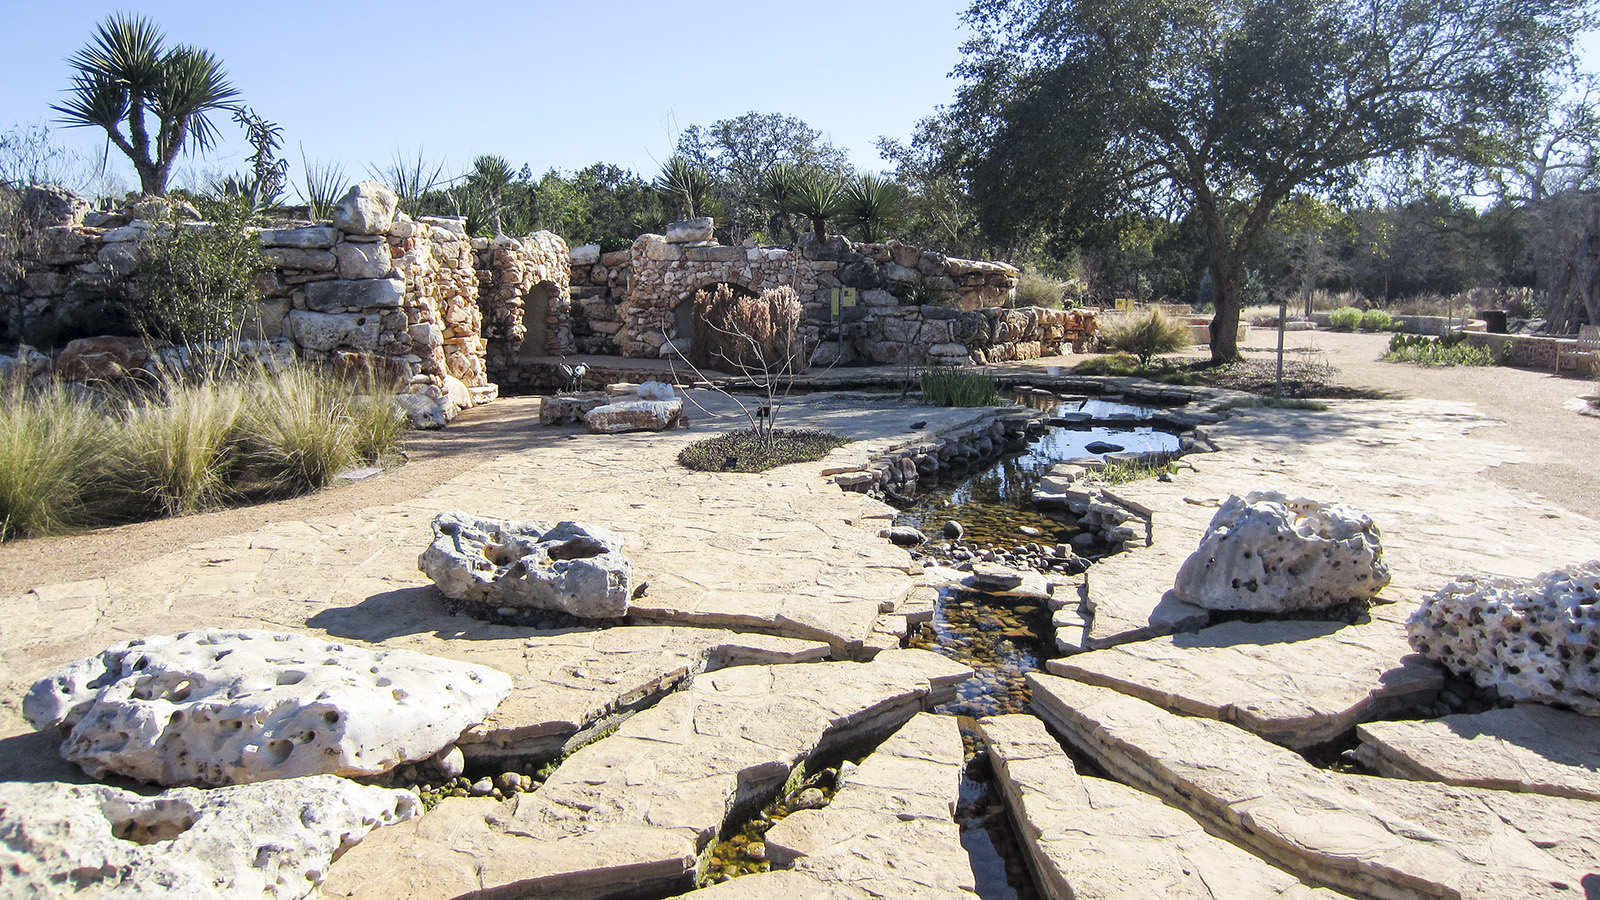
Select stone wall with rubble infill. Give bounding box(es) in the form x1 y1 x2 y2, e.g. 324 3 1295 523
477 230 572 388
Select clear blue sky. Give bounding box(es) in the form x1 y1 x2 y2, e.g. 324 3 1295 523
6 2 1600 199
1 0 976 196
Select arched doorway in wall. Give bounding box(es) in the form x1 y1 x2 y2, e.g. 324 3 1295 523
518 282 553 360
676 281 760 369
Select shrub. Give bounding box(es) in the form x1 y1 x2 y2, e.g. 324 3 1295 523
1383 333 1497 366
0 381 116 539
1013 268 1064 309
1326 307 1362 330
678 428 848 473
693 283 804 374
1099 309 1191 367
1359 309 1393 331
129 195 267 347
921 367 1000 407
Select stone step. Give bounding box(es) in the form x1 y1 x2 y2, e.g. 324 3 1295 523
978 713 1345 899
1355 705 1600 802
1046 618 1443 749
323 650 972 900
1029 673 1600 900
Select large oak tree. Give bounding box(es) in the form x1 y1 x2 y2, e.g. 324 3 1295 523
938 0 1592 360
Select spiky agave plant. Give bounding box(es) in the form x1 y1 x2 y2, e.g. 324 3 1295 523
53 14 239 196
842 173 902 242
654 156 715 221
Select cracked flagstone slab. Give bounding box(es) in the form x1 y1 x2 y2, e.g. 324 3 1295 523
1030 673 1600 900
1355 704 1600 801
977 713 1345 899
1071 401 1600 653
1046 618 1443 748
322 650 972 900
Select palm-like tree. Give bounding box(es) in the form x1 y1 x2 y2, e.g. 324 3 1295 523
778 172 845 242
654 156 715 221
843 174 902 243
52 14 239 196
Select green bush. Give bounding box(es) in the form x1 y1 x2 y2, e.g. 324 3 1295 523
1326 307 1362 330
1359 309 1393 332
1071 354 1142 376
1383 333 1497 366
1099 309 1191 367
129 196 268 347
678 428 848 472
1013 268 1064 309
921 367 1000 407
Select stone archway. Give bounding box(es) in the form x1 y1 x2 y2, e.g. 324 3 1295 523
518 282 555 360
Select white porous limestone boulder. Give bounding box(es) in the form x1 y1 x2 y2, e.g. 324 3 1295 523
23 629 513 786
419 511 634 619
1174 490 1390 612
584 398 683 433
1408 561 1600 714
0 776 415 900
635 380 677 401
331 180 398 235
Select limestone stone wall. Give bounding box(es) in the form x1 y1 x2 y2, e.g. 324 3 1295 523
478 231 572 387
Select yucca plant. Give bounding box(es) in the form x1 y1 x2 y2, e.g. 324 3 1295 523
842 173 902 242
779 172 845 241
52 14 239 196
370 150 449 216
298 148 347 220
655 156 715 221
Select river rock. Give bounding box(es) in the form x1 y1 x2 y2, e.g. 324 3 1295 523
1406 560 1600 713
879 526 928 547
418 511 634 619
332 181 398 235
970 563 1025 591
23 628 513 786
584 398 683 433
1174 491 1390 612
1084 441 1124 454
0 776 415 900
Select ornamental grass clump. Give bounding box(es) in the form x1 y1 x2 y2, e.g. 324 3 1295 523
0 381 116 540
921 367 1000 407
1099 308 1191 368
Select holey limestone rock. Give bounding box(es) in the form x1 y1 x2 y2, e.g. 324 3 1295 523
0 776 415 900
1408 560 1600 714
23 629 513 786
419 510 634 618
1174 490 1390 612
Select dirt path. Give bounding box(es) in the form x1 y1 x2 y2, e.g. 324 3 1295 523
1231 329 1600 517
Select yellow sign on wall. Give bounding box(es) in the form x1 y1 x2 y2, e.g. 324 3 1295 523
1114 298 1130 311
830 288 859 316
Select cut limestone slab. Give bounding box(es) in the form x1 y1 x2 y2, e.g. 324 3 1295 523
759 711 979 898
1029 673 1600 900
1046 618 1443 749
977 714 1344 899
23 628 512 786
1355 704 1600 801
419 511 634 619
1407 561 1600 714
322 650 973 900
0 775 414 900
585 398 684 433
1174 491 1390 613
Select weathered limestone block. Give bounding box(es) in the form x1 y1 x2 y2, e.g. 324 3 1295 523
570 243 601 266
262 246 337 271
305 277 404 312
1406 561 1600 713
54 335 153 381
585 398 684 433
1030 674 1600 900
333 181 399 235
259 225 338 249
336 239 394 279
1355 705 1600 801
978 714 1340 900
287 310 381 352
666 217 715 243
0 776 415 900
24 628 513 786
1174 491 1390 612
419 511 634 619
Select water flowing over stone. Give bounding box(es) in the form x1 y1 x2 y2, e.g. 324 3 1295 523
0 776 415 900
1407 560 1600 713
23 628 513 786
1174 490 1390 612
418 510 634 618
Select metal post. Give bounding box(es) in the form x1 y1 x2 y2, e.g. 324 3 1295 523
1274 289 1287 401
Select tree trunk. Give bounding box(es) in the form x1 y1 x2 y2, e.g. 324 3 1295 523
1208 261 1242 362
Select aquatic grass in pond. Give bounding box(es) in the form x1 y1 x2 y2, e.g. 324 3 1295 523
922 367 1001 407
